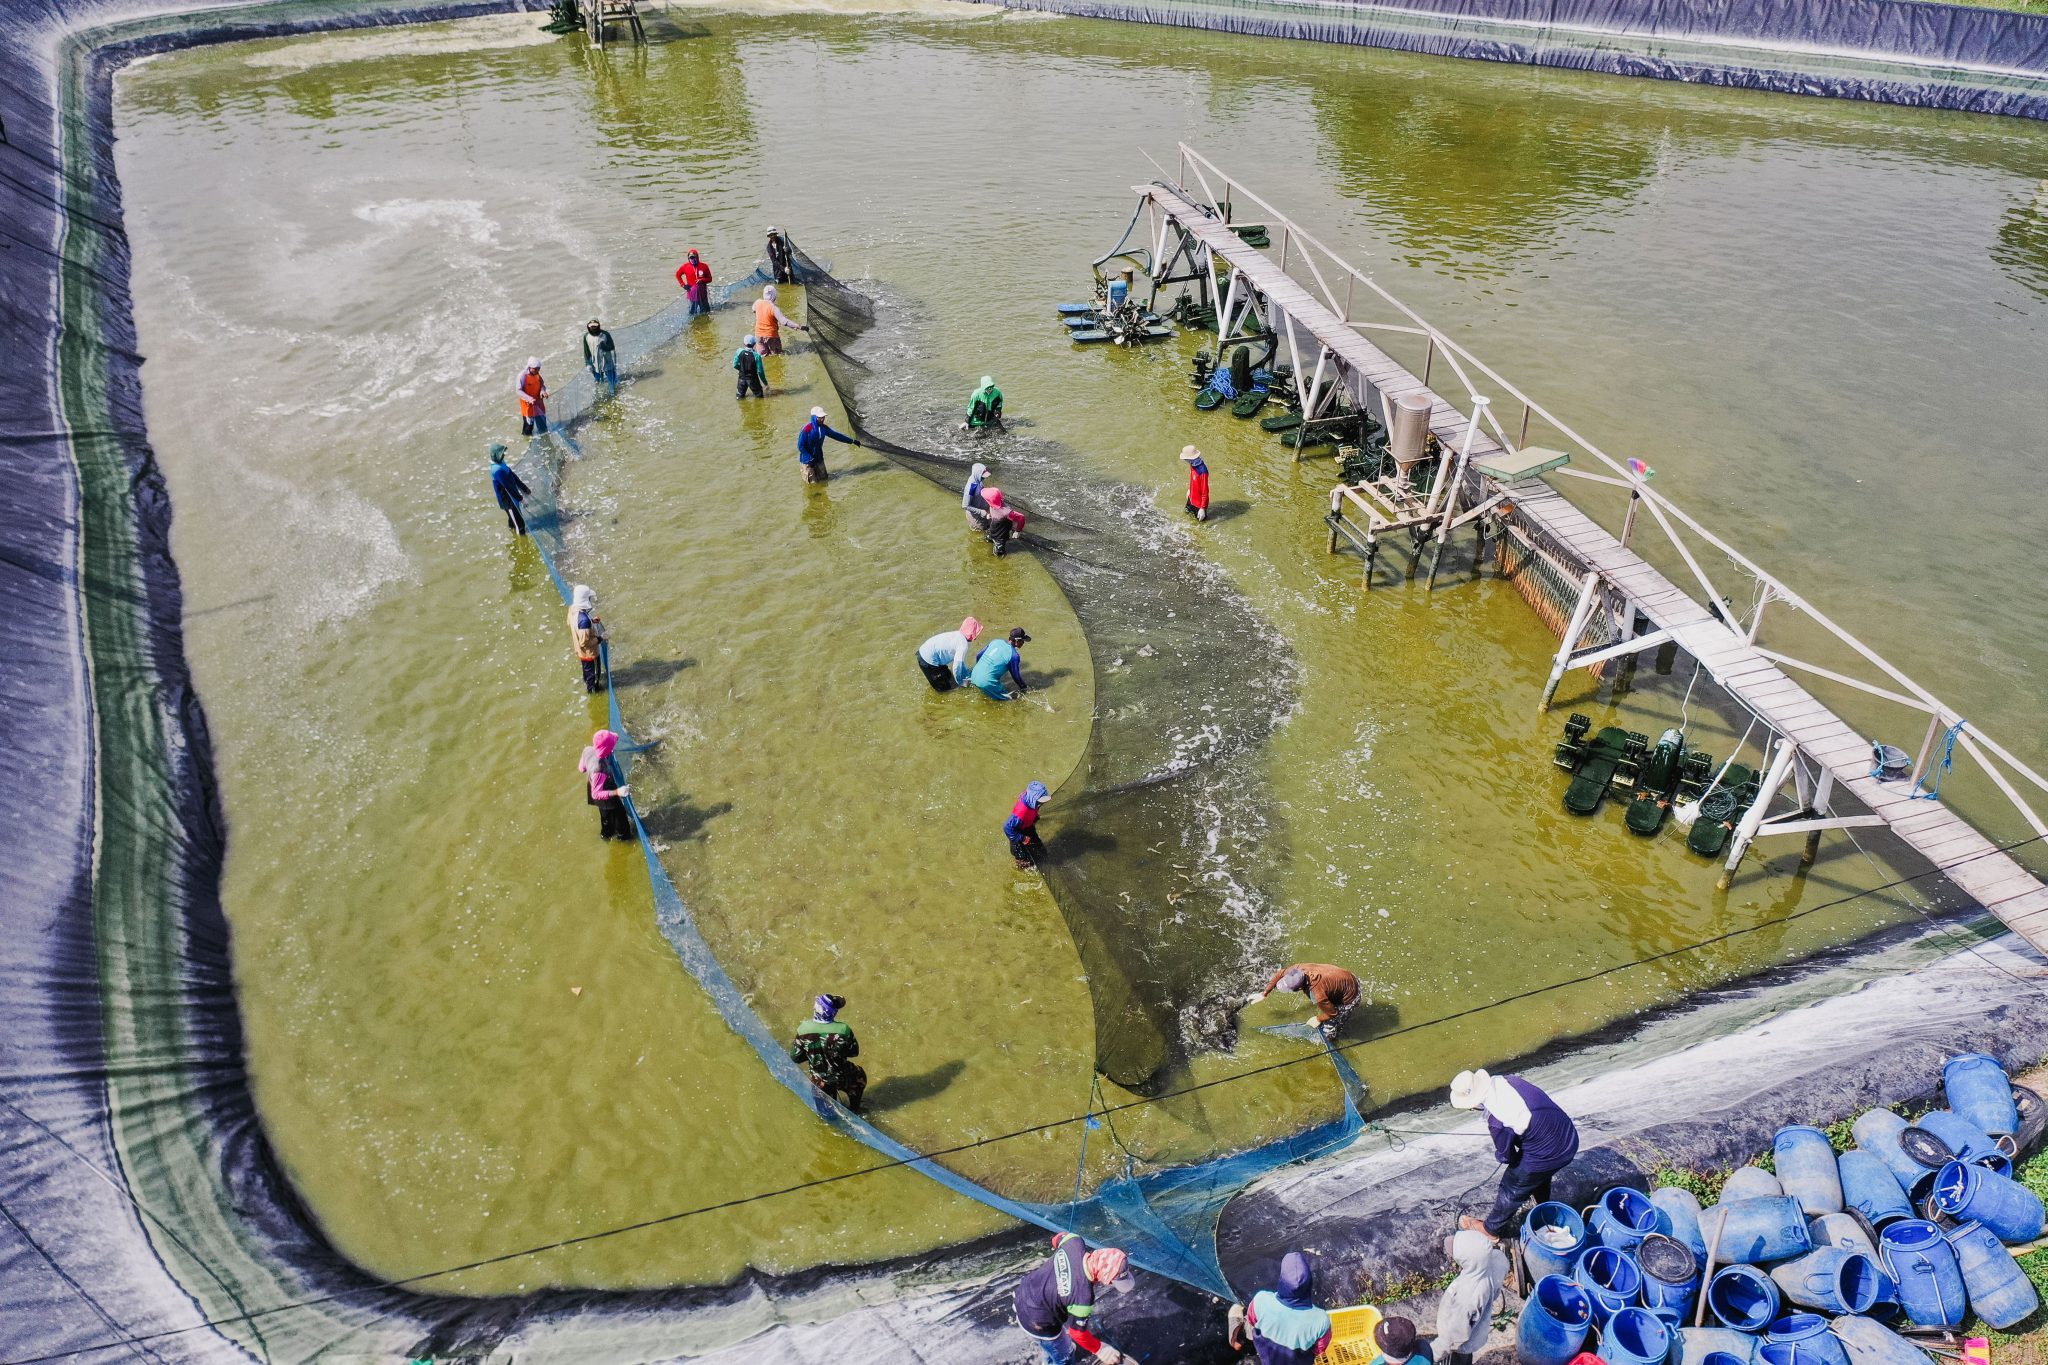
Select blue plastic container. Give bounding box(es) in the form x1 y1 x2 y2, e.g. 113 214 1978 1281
1853 1110 1935 1199
1829 1314 1937 1365
1522 1202 1590 1283
1808 1212 1879 1260
1774 1127 1845 1217
1932 1160 2045 1243
1708 1264 1781 1331
1574 1244 1645 1327
1764 1314 1852 1365
1703 1196 1814 1265
1768 1247 1883 1315
1947 1220 2040 1329
1722 1166 1785 1202
1517 1274 1594 1365
1592 1186 1663 1253
1878 1219 1967 1328
1915 1110 1998 1165
1652 1185 1711 1264
1944 1053 2020 1137
1837 1150 1912 1229
1605 1307 1674 1365
1638 1232 1701 1325
1675 1328 1762 1365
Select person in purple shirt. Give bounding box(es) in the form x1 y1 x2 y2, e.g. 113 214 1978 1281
1449 1068 1579 1239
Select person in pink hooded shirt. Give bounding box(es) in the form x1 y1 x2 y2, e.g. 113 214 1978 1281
579 729 633 841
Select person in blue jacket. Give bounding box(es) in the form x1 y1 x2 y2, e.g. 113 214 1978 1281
488 441 531 535
1450 1068 1580 1239
969 627 1031 700
1005 780 1050 868
798 406 858 484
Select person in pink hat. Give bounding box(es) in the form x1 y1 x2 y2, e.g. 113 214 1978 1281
915 616 983 692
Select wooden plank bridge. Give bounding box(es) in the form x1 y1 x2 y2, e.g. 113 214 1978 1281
1135 154 2048 949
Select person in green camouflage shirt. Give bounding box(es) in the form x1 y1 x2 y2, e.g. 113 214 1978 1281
791 993 867 1113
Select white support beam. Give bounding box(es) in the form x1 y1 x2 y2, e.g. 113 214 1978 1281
1954 730 2048 839
1539 570 1602 713
1721 739 1799 890
1751 814 1888 838
1446 491 1509 532
1753 649 1932 714
1563 628 1673 673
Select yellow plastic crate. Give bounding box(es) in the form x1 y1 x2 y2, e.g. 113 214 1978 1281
1324 1304 1384 1365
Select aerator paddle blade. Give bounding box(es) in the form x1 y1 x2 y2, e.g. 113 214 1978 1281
1901 1126 1957 1168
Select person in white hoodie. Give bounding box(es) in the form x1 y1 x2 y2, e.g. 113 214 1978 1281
1435 1229 1509 1365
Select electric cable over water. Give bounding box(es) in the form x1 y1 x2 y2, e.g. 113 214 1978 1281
9 826 2045 1365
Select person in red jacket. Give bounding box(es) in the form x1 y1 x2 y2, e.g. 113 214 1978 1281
675 248 713 316
1181 444 1210 521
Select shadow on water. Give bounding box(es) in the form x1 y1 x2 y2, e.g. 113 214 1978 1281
824 460 892 479
1199 499 1252 524
864 1059 968 1112
636 798 733 844
608 656 695 689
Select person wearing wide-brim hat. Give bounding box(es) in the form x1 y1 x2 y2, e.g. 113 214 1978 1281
1181 444 1211 522
1449 1068 1580 1241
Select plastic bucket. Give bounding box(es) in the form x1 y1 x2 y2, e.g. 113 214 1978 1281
1604 1307 1674 1365
1807 1212 1878 1260
1592 1187 1662 1252
1767 1247 1882 1315
1708 1264 1781 1331
1638 1232 1701 1323
1946 1220 2040 1329
1574 1244 1645 1327
1932 1160 2045 1243
1837 1150 1912 1229
1829 1314 1937 1365
1877 1219 1966 1328
1915 1110 1997 1165
1853 1111 1936 1200
1522 1202 1589 1283
1675 1327 1762 1365
1703 1197 1814 1265
1764 1314 1852 1365
1774 1127 1845 1217
1721 1166 1784 1202
1651 1185 1710 1264
1516 1274 1594 1365
1944 1053 2020 1137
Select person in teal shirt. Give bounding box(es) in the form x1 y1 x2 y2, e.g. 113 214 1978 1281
969 627 1031 700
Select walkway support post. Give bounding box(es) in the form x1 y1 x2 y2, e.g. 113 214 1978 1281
1722 738 1799 890
1539 570 1602 713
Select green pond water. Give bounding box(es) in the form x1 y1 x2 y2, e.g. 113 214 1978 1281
113 6 2048 1292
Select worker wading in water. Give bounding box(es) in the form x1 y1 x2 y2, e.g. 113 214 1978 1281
1182 444 1211 521
1247 963 1361 1040
583 319 617 398
962 376 1004 433
791 993 865 1112
797 406 858 483
578 729 632 841
766 226 794 284
1006 780 1049 868
733 335 767 400
515 356 549 435
567 584 607 694
488 441 531 535
753 285 804 355
675 248 713 316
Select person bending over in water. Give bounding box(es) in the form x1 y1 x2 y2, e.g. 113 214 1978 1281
488 441 531 535
766 226 795 285
970 626 1031 701
1246 963 1361 1040
1005 780 1050 869
917 616 982 691
567 584 608 693
962 376 1005 433
791 993 866 1112
797 406 858 484
579 729 632 842
583 319 617 398
981 487 1026 555
753 285 805 356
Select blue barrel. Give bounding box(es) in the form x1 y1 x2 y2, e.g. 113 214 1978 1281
1764 1314 1852 1365
1708 1264 1781 1331
1703 1197 1814 1265
1676 1327 1762 1365
1574 1244 1645 1327
1773 1127 1845 1217
1517 1273 1594 1365
1945 1053 2020 1137
1652 1185 1711 1264
1522 1201 1590 1283
1931 1160 2045 1243
1605 1307 1674 1365
1854 1110 1933 1198
1808 1212 1878 1259
1592 1186 1663 1252
1722 1166 1785 1202
1829 1314 1937 1365
1638 1233 1701 1324
1767 1247 1882 1315
1837 1150 1912 1229
1877 1220 1966 1328
1915 1110 1997 1165
1947 1220 2040 1329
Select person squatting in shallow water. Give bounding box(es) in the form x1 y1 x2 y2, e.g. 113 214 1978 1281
1182 444 1211 521
1012 1233 1134 1364
733 335 767 400
797 406 858 483
1005 780 1048 868
675 247 713 316
971 626 1031 700
516 356 549 435
488 441 531 535
579 729 632 841
1247 962 1361 1040
1450 1067 1580 1241
583 319 617 398
1227 1250 1333 1365
790 993 865 1112
567 584 607 694
916 616 982 691
753 285 804 355
962 375 1004 433
765 226 794 285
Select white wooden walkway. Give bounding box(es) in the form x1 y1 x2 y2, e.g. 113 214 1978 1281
1142 183 2048 948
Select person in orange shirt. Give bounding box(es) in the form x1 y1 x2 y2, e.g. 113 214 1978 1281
675 249 713 316
752 285 805 356
1246 963 1361 1039
515 357 549 436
